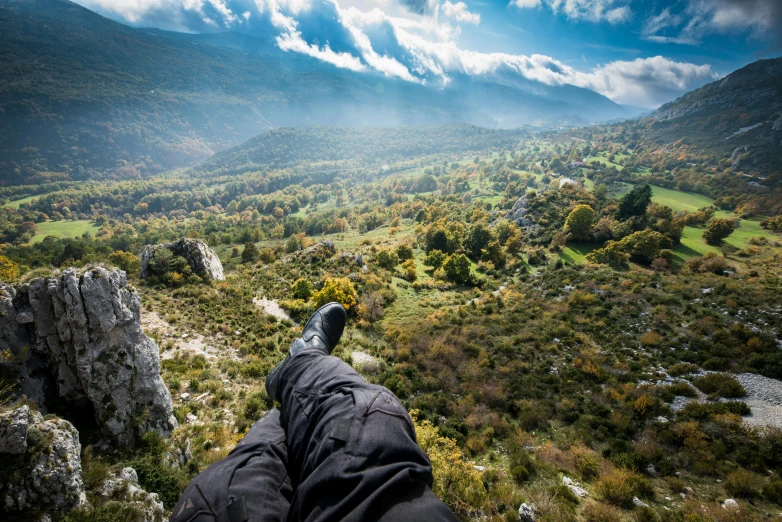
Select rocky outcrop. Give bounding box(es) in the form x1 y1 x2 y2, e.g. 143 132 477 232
0 267 176 446
140 238 224 281
1 405 86 513
99 467 165 522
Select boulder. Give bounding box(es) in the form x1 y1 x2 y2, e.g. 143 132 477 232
0 267 177 446
141 238 224 281
1 405 86 513
562 476 589 497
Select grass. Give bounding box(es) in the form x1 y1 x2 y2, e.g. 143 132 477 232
714 211 777 250
29 220 99 244
4 195 41 209
671 226 722 264
584 154 625 171
560 244 595 264
649 186 714 214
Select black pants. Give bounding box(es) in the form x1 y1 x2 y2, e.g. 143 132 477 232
171 350 458 522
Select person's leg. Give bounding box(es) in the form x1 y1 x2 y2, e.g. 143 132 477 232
170 408 293 522
267 303 457 522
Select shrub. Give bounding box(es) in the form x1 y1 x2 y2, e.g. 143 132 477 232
582 502 622 522
692 373 746 398
108 251 141 274
128 455 189 508
413 413 488 517
564 204 595 241
595 468 645 507
312 277 359 310
242 242 258 263
401 259 417 281
291 278 314 300
396 244 414 261
375 249 399 269
668 363 699 377
685 252 732 275
724 469 762 499
573 446 600 480
424 249 447 269
762 478 782 503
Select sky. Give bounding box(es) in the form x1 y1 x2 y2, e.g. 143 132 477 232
73 0 782 108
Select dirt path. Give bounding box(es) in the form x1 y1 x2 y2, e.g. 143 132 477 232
141 310 239 361
253 296 295 324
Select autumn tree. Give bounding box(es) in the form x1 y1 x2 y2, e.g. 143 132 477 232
703 218 738 245
564 204 595 241
108 250 141 274
465 223 492 259
0 255 20 282
424 250 447 269
401 259 417 281
312 278 358 310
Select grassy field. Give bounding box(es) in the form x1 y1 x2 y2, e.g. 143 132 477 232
649 186 714 213
584 154 625 171
30 220 100 244
560 244 595 264
4 195 41 209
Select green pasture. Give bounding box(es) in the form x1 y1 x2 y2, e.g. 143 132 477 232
4 195 40 209
29 220 99 244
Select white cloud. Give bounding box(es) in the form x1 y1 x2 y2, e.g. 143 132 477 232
73 0 716 108
510 0 541 8
644 0 781 44
511 0 631 25
440 1 480 24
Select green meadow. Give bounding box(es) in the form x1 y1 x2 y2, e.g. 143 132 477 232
29 220 100 244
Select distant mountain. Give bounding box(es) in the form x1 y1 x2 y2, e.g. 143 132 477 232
191 124 527 178
0 0 638 185
640 57 782 174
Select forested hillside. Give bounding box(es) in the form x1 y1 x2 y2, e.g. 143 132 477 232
632 58 782 176
0 0 634 186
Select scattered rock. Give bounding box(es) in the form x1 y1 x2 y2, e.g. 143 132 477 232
186 413 198 424
141 238 224 281
351 351 383 374
518 502 537 522
0 267 177 446
633 497 649 508
723 499 739 509
562 476 588 497
180 393 191 402
1 406 86 513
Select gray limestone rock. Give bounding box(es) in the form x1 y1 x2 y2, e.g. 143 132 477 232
1 406 86 513
99 467 164 522
140 238 224 281
0 405 30 454
0 267 177 447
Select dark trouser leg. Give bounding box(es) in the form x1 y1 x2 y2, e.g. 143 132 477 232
170 408 293 522
277 350 458 522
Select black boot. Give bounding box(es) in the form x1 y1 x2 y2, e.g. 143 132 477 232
266 302 347 402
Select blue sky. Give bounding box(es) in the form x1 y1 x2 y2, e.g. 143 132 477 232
74 0 781 108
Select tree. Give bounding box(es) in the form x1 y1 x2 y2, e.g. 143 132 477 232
618 184 652 219
443 254 472 284
564 204 595 241
703 218 738 245
108 251 141 274
585 241 629 268
312 278 358 310
375 250 399 269
481 240 505 267
291 278 314 300
465 224 492 259
618 229 670 263
424 250 447 269
0 255 20 282
396 244 414 261
242 242 259 263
